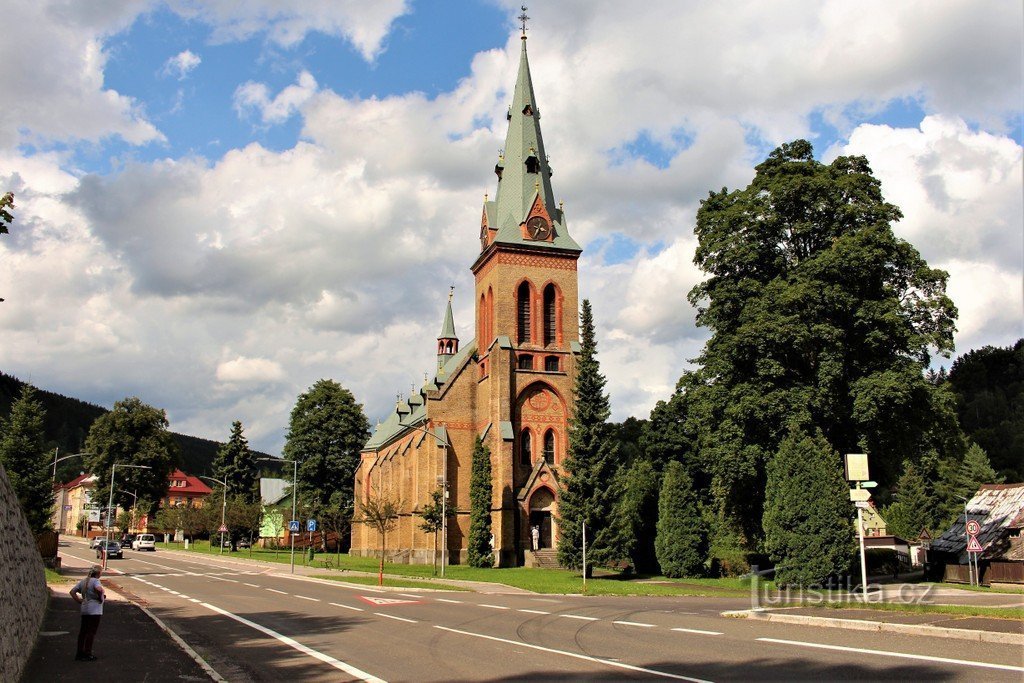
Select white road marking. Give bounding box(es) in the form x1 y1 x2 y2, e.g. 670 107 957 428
243 583 260 588
199 601 385 682
190 598 201 603
330 602 364 612
168 591 180 595
179 595 191 599
558 614 598 621
434 626 713 682
671 628 723 636
517 609 550 615
267 588 287 595
614 621 656 628
374 613 418 624
436 599 462 604
295 595 320 602
480 604 510 610
756 638 1024 672
399 594 423 599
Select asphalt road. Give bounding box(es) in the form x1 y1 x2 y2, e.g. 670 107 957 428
60 539 1024 682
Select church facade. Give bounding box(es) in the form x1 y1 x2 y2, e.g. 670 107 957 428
351 33 582 567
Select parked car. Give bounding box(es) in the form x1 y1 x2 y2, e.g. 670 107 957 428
131 533 156 551
96 539 122 559
120 535 135 548
89 537 104 550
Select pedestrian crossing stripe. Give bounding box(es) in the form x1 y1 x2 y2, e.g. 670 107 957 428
358 596 422 606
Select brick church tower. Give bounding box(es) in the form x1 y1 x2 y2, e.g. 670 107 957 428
351 30 581 567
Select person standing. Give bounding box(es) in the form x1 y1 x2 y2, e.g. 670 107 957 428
70 565 105 661
531 525 540 551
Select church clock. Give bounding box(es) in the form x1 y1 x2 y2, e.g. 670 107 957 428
526 216 550 240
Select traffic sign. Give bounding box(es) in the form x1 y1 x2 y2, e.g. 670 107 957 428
966 535 983 553
966 519 980 535
307 519 317 532
854 501 870 509
218 524 228 533
844 453 870 481
918 528 931 541
849 488 871 502
63 504 73 510
288 520 300 532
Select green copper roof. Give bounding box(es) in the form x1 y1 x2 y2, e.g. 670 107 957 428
437 291 457 340
488 37 581 253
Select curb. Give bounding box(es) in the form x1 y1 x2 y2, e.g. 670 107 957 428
722 609 1024 646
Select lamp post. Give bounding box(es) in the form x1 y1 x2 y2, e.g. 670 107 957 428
51 450 91 531
260 457 298 574
398 421 450 576
104 463 150 569
200 476 228 555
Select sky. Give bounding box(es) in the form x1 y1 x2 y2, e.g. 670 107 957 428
1 0 1021 455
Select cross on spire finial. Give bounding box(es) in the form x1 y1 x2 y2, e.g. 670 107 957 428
518 6 530 37
448 285 454 303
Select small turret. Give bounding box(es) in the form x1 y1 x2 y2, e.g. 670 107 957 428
436 287 459 371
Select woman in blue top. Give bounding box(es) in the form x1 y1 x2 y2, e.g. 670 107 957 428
69 565 105 661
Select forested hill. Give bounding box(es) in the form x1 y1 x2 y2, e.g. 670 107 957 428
0 372 271 482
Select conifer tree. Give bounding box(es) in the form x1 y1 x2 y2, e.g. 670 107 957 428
214 421 259 504
655 460 707 577
606 459 661 573
467 436 493 567
558 300 620 569
882 461 934 539
0 385 53 533
763 429 854 587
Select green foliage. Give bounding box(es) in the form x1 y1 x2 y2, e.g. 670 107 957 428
84 397 180 517
677 140 958 550
882 461 935 539
558 299 621 569
641 389 693 473
283 379 370 519
605 458 661 573
214 421 259 503
0 386 53 533
467 437 493 568
947 340 1024 481
655 461 707 578
225 494 263 545
763 429 854 587
420 486 458 573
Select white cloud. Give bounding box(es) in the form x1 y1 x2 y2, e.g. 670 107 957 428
163 50 202 80
216 357 285 383
234 71 319 124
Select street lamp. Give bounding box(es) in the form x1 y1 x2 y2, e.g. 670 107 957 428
104 463 150 569
398 421 450 576
51 449 93 482
49 450 92 532
259 457 298 574
199 475 228 555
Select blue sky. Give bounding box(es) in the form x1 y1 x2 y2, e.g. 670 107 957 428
1 1 1020 453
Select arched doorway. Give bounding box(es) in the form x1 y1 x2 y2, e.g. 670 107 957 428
528 487 555 549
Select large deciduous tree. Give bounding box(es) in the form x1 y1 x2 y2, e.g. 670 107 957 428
0 385 53 533
680 140 958 555
85 397 179 519
467 437 493 568
214 421 259 503
283 379 370 523
558 300 621 569
763 429 854 587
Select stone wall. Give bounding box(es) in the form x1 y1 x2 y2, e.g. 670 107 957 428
0 460 47 682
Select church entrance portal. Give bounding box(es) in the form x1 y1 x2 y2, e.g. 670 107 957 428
528 488 555 549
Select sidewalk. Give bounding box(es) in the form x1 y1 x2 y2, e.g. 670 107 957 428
23 561 215 682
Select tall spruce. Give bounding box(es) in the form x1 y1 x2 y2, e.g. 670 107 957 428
678 140 957 555
283 379 370 518
214 421 259 503
655 460 707 577
763 429 854 587
0 385 53 533
467 436 493 568
882 461 935 539
558 299 620 569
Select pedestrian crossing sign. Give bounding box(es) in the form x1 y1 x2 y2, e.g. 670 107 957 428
289 520 300 532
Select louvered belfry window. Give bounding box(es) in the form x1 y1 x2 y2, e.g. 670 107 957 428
543 284 556 345
517 281 531 344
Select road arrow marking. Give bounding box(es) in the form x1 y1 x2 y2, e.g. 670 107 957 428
358 596 422 606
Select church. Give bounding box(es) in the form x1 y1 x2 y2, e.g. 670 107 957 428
350 29 582 567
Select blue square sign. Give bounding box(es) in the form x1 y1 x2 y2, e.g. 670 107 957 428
307 519 317 532
288 520 300 532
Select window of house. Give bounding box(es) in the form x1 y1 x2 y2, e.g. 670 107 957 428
543 284 556 345
520 430 532 468
517 281 531 344
543 430 555 464
518 355 532 370
545 355 559 372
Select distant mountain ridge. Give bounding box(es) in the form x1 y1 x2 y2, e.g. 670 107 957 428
0 372 271 482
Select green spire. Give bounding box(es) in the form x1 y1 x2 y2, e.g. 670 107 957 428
486 35 580 253
438 286 457 340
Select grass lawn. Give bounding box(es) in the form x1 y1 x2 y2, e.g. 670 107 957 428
820 601 1024 621
155 541 753 596
310 574 470 591
45 567 71 584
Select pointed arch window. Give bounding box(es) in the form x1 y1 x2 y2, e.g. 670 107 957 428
518 355 533 370
517 281 531 344
543 430 555 464
543 284 557 346
520 430 532 468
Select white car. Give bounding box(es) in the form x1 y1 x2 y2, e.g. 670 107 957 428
131 533 156 551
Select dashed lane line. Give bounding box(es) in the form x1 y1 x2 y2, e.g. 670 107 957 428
375 613 418 624
517 609 550 615
243 583 260 588
399 594 423 599
480 604 510 610
267 588 287 595
296 595 320 602
558 614 599 621
756 638 1024 673
330 602 364 612
436 598 462 604
614 621 656 628
434 626 713 682
671 628 723 636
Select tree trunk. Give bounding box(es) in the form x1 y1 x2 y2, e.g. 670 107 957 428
378 531 386 586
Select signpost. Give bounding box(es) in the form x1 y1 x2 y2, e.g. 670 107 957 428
845 454 871 602
289 520 300 533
